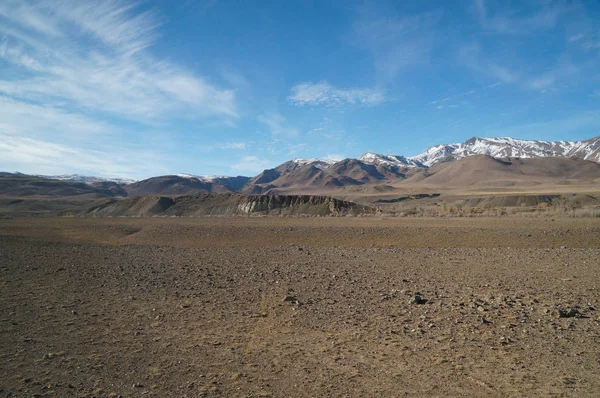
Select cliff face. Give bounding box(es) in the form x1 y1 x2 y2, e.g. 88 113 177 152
228 194 373 216
86 194 375 217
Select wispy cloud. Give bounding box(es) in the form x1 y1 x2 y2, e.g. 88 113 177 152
429 89 476 107
352 7 441 85
0 96 113 140
474 0 562 34
0 0 239 177
323 154 344 162
458 43 518 83
0 0 237 123
527 60 579 91
258 113 299 138
481 112 600 140
230 156 273 174
288 81 385 107
0 132 165 179
569 33 600 51
219 142 247 150
458 42 578 92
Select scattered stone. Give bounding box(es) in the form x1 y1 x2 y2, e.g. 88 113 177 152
499 336 511 345
283 295 302 304
410 295 426 305
555 308 579 318
562 377 577 385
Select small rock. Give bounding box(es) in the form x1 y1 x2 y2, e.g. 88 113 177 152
283 295 302 304
410 295 426 305
555 308 579 318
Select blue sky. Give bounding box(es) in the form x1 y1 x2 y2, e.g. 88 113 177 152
0 0 599 179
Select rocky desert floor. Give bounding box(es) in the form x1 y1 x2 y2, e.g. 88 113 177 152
1 217 599 397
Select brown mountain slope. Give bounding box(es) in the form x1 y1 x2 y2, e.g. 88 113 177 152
125 175 234 196
404 155 600 187
0 174 122 198
86 194 375 217
243 159 409 194
0 174 125 216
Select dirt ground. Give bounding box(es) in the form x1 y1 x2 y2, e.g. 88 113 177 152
1 217 599 397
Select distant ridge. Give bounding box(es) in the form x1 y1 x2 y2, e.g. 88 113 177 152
4 135 600 197
86 194 375 217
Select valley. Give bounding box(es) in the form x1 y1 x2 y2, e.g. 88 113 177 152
1 217 599 397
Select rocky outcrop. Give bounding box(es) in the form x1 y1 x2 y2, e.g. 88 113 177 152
86 194 375 217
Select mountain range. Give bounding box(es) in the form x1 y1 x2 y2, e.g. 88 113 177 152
3 135 600 199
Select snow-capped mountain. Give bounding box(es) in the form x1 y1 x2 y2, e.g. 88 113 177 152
291 158 337 170
359 136 600 169
6 136 599 196
175 173 230 182
358 152 424 168
40 174 136 185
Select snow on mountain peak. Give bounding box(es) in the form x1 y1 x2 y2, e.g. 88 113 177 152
43 174 136 185
407 136 600 167
292 158 336 169
358 152 423 168
175 174 229 182
292 158 335 164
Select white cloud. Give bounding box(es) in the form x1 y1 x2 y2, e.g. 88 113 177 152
230 156 272 175
288 81 385 107
567 33 600 51
352 8 441 84
459 42 581 92
474 0 561 34
0 0 238 177
258 113 299 138
0 96 113 139
528 75 556 91
323 154 344 162
0 0 237 123
219 142 247 150
458 43 519 84
481 112 600 139
569 34 584 42
0 132 165 179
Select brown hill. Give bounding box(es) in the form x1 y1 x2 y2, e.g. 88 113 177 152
405 155 600 187
0 174 123 198
0 174 125 216
86 194 375 217
125 175 234 197
244 159 408 194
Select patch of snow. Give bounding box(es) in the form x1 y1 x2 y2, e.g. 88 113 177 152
406 136 600 167
292 158 336 169
42 174 136 185
175 174 230 182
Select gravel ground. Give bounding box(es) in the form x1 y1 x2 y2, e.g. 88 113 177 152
1 217 599 397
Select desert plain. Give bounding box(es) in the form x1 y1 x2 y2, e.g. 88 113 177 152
0 216 599 397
